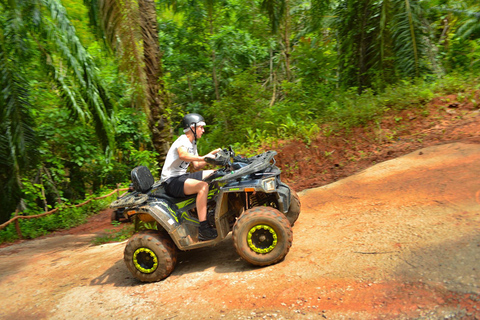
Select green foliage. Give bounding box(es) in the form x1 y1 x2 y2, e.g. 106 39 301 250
291 35 337 85
0 193 113 243
325 88 379 129
445 37 480 72
0 0 125 223
92 223 134 245
127 142 160 178
202 71 270 150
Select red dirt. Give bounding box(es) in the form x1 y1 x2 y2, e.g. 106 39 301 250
276 93 480 192
1 92 480 319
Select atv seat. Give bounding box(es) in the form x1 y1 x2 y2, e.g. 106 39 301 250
158 192 197 205
131 166 155 193
150 184 197 204
131 165 207 205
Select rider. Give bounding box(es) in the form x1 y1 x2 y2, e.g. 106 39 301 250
161 113 221 241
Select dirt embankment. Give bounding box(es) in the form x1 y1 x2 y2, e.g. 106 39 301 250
1 142 479 319
277 94 480 192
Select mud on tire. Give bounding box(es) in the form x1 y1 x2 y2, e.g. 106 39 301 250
124 230 177 282
233 206 293 266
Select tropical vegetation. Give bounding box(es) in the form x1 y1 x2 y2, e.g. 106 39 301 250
1 0 479 240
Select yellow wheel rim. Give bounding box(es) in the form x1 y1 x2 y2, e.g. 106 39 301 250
247 224 277 254
133 248 158 273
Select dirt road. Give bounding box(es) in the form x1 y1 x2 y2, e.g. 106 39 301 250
1 142 479 319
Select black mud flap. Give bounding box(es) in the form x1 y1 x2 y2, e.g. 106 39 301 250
277 182 291 213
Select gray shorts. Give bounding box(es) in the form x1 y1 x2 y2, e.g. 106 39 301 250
164 171 203 198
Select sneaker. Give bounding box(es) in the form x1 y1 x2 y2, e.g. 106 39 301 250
199 222 217 241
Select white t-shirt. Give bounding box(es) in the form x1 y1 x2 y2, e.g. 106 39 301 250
161 135 197 183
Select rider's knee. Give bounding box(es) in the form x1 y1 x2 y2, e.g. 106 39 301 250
199 181 208 192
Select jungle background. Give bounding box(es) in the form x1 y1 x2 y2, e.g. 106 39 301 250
1 0 479 241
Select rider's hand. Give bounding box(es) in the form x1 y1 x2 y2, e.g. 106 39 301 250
207 148 222 157
203 155 215 162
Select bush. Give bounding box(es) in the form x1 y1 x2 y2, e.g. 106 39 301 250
0 192 115 244
203 71 270 151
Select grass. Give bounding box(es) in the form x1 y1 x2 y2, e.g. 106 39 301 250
230 73 480 157
92 222 135 245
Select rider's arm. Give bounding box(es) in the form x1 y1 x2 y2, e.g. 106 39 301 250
177 146 204 163
178 147 222 170
193 148 222 169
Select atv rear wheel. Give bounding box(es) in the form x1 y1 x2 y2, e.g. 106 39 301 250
233 206 293 266
286 188 301 226
124 230 177 282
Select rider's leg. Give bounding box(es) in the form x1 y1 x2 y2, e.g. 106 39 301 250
184 172 217 240
184 178 209 221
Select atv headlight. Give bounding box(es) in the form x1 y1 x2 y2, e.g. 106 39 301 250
262 177 276 191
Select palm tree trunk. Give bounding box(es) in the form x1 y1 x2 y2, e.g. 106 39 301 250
358 0 371 92
212 49 221 101
138 0 171 165
404 0 419 77
283 0 292 81
208 7 221 101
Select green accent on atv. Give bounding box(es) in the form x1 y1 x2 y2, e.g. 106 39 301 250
247 224 278 254
133 248 158 273
167 207 178 222
228 188 241 191
207 189 217 200
181 211 200 224
177 198 195 209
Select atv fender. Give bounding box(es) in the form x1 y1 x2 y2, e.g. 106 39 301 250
135 200 198 250
276 182 292 213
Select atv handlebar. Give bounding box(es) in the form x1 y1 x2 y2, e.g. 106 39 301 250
203 148 278 183
205 148 233 167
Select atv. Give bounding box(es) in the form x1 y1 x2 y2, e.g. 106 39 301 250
110 148 301 282
110 184 134 223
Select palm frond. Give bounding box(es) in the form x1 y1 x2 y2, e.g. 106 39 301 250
40 0 116 150
391 0 428 77
449 9 480 20
379 0 391 70
0 0 41 222
0 12 38 176
334 0 378 89
85 0 148 114
0 48 38 222
455 11 480 39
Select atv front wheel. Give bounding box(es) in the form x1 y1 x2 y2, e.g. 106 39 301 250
124 230 177 282
233 206 293 266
